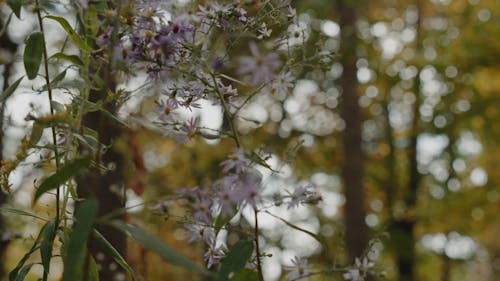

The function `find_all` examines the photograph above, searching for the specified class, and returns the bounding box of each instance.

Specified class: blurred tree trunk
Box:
[75,3,127,280]
[0,16,18,278]
[394,1,424,280]
[337,0,369,263]
[76,74,128,281]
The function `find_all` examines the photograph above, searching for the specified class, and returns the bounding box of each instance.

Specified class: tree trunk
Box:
[76,68,128,281]
[75,5,127,280]
[0,16,19,278]
[338,0,369,263]
[396,1,424,280]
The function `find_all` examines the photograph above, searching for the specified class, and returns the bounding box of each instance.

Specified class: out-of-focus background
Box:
[1,0,499,280]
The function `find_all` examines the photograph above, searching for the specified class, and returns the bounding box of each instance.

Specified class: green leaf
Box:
[34,157,92,204]
[248,152,277,172]
[93,230,137,281]
[231,268,259,281]
[29,122,44,146]
[40,70,67,92]
[62,198,98,281]
[214,207,237,236]
[72,96,102,114]
[45,16,91,52]
[24,32,43,80]
[13,264,35,281]
[264,211,327,248]
[58,227,71,261]
[50,52,84,66]
[101,108,128,127]
[110,220,212,277]
[217,240,254,281]
[0,76,23,103]
[87,255,99,281]
[41,219,57,279]
[7,0,22,18]
[0,207,45,221]
[9,221,48,281]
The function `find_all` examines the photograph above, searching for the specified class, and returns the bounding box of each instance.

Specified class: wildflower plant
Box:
[0,0,378,280]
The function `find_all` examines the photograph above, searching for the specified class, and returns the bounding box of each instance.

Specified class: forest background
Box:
[0,0,499,281]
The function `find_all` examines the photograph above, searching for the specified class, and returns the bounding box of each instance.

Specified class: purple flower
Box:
[204,243,225,269]
[234,6,248,22]
[237,42,281,85]
[216,181,236,217]
[96,27,113,47]
[184,223,214,244]
[193,196,213,224]
[231,173,262,209]
[220,149,250,173]
[161,17,194,42]
[285,256,312,280]
[257,23,272,39]
[271,71,295,94]
[176,117,200,144]
[287,186,308,209]
[156,98,178,121]
[287,6,299,26]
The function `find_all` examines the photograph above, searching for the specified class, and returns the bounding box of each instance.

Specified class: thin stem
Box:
[254,208,264,281]
[211,72,266,279]
[211,73,241,148]
[35,0,61,227]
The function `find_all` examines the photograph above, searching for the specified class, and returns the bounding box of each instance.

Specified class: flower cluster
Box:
[152,149,322,270]
[197,1,251,31]
[95,4,194,77]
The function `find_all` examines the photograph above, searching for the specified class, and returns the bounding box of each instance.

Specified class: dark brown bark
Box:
[75,11,127,279]
[396,1,423,280]
[0,16,19,278]
[338,0,369,263]
[76,70,128,280]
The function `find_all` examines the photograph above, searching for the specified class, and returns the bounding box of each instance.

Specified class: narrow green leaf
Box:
[58,227,71,261]
[87,255,99,281]
[0,76,23,103]
[13,264,35,281]
[217,240,254,281]
[93,230,136,281]
[40,219,57,278]
[34,157,92,204]
[62,198,98,281]
[0,207,45,221]
[110,220,212,277]
[45,16,91,52]
[29,123,44,146]
[74,133,99,153]
[24,32,43,80]
[9,221,49,281]
[72,96,102,114]
[7,0,21,18]
[50,53,84,66]
[265,211,327,248]
[214,207,237,236]
[101,108,128,127]
[40,70,67,92]
[248,152,277,172]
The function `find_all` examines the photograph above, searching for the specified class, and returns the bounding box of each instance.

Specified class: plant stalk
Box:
[35,0,61,228]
